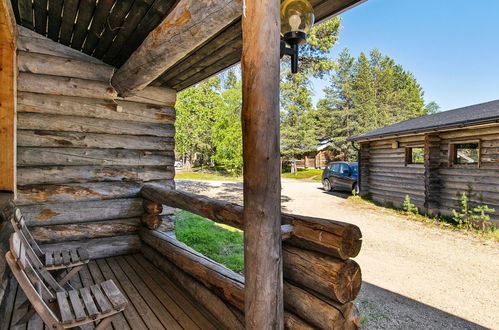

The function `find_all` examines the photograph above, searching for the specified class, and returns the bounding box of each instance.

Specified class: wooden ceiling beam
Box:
[111,0,242,96]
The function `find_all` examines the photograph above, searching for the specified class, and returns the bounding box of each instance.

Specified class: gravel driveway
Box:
[175,179,499,329]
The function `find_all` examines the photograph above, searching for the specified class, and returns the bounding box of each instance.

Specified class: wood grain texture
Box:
[16,181,174,205]
[0,0,16,192]
[17,113,175,137]
[40,235,141,259]
[17,130,175,151]
[18,72,177,106]
[17,92,176,124]
[111,0,242,95]
[112,0,177,67]
[17,165,175,185]
[20,198,144,226]
[17,147,175,166]
[18,51,114,81]
[18,26,102,64]
[241,0,283,326]
[140,245,245,330]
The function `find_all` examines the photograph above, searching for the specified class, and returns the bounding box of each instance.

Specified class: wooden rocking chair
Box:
[6,232,127,329]
[9,206,90,286]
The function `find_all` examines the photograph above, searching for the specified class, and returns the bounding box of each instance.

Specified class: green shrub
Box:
[452,185,495,230]
[402,195,418,215]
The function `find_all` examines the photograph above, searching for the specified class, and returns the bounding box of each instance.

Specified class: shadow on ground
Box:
[316,187,351,199]
[356,282,487,330]
[175,180,292,211]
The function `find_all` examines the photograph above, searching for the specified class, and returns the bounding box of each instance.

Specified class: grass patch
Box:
[348,195,499,242]
[174,210,244,272]
[175,170,242,182]
[282,168,323,182]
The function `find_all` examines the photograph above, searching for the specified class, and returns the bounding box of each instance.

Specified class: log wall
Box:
[14,26,177,254]
[364,136,426,210]
[437,125,499,225]
[359,123,499,226]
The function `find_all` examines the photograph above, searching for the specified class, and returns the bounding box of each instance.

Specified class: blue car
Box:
[322,162,359,194]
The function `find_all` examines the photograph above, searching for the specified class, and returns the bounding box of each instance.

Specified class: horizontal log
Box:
[13,182,171,207]
[282,244,361,304]
[18,51,114,81]
[284,312,314,330]
[140,184,362,259]
[141,245,244,330]
[17,92,176,124]
[283,282,360,330]
[141,232,359,329]
[40,235,141,259]
[18,113,175,137]
[18,130,174,150]
[18,72,176,106]
[30,218,141,243]
[17,147,175,166]
[140,229,245,310]
[20,198,143,226]
[17,26,104,64]
[16,182,147,204]
[282,213,362,260]
[17,165,175,185]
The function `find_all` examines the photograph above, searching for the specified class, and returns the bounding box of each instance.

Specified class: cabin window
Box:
[405,147,424,165]
[451,143,480,165]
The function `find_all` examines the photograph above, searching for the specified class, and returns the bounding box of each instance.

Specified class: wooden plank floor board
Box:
[3,254,220,329]
[132,254,221,330]
[112,256,182,330]
[86,261,129,330]
[123,255,201,329]
[94,258,149,330]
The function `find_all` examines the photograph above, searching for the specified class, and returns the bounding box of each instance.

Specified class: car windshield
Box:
[350,164,358,176]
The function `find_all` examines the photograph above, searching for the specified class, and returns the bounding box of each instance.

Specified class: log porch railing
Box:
[140,183,363,329]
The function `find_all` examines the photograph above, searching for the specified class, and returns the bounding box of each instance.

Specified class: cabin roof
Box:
[10,0,365,91]
[349,99,499,141]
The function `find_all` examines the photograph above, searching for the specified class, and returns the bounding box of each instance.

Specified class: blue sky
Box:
[310,0,499,111]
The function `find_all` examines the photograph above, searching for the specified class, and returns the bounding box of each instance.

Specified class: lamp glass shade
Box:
[280,0,315,36]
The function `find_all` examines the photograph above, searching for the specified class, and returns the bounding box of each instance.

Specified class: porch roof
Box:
[10,0,365,91]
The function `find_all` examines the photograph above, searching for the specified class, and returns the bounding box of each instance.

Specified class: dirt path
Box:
[175,179,499,329]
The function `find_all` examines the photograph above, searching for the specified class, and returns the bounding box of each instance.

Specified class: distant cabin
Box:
[349,100,499,227]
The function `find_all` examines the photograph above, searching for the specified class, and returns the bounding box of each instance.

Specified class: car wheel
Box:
[353,183,360,195]
[323,179,332,192]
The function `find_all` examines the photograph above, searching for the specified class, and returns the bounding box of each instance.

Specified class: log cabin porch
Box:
[0,0,366,328]
[2,254,222,330]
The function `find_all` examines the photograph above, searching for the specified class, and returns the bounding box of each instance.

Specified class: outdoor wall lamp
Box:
[280,0,315,73]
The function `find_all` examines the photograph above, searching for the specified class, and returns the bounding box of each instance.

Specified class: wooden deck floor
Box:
[2,254,221,330]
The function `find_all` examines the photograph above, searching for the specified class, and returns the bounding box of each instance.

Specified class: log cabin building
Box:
[0,0,366,328]
[350,100,499,227]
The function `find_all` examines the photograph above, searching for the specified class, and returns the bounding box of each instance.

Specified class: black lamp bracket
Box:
[280,31,307,74]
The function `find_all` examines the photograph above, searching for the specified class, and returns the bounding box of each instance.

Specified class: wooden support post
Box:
[0,0,16,193]
[424,134,441,215]
[241,0,283,328]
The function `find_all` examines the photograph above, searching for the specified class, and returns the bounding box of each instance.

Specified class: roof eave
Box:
[348,117,499,142]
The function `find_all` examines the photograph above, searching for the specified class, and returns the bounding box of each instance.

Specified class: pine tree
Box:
[280,18,341,159]
[317,48,436,160]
